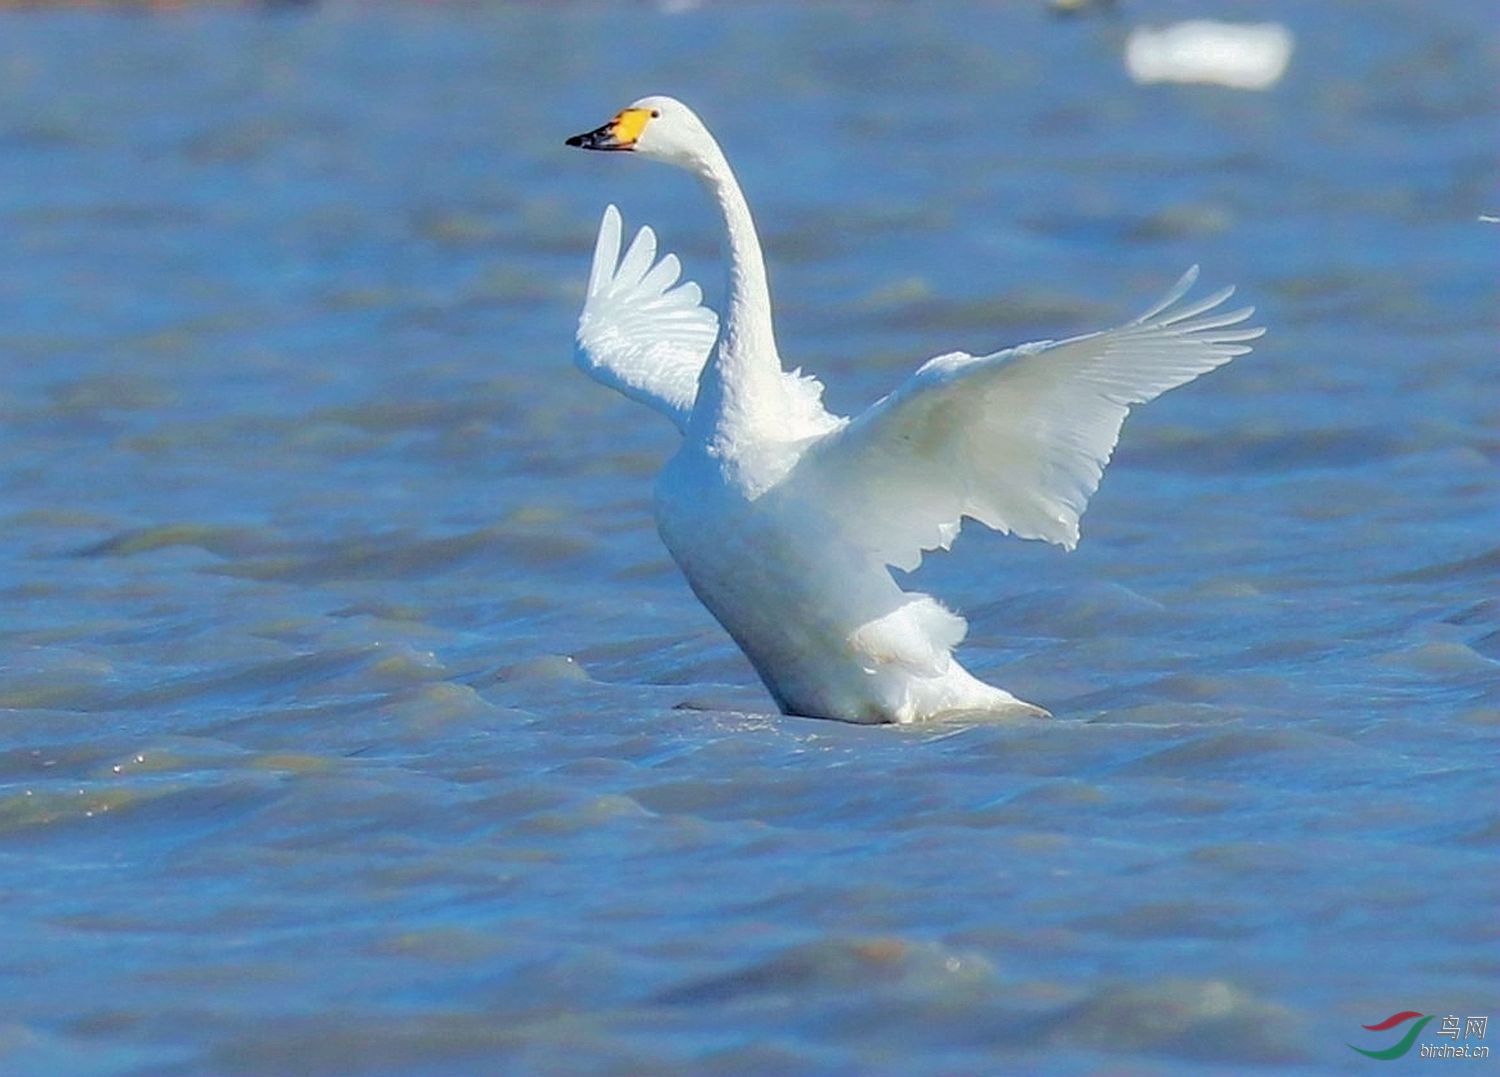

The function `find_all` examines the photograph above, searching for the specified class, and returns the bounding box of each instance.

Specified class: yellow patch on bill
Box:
[611,107,653,146]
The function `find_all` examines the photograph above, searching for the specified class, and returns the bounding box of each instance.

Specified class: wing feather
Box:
[574,205,720,431]
[799,268,1264,570]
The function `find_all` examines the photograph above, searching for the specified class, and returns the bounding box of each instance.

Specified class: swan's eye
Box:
[650,109,661,119]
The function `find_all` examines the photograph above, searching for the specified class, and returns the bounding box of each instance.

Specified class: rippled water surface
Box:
[1,3,1496,1075]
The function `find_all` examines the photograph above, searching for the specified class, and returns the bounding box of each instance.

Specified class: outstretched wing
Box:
[800,267,1264,571]
[574,204,720,431]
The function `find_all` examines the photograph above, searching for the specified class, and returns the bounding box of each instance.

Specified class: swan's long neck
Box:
[688,141,783,441]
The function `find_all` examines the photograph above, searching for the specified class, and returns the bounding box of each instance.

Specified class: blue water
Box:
[1,3,1496,1075]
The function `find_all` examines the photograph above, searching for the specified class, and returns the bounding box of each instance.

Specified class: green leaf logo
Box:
[1348,1011,1433,1060]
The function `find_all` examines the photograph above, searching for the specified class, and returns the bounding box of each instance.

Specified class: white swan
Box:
[566,95,1263,724]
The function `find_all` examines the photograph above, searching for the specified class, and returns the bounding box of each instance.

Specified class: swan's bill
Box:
[566,107,656,152]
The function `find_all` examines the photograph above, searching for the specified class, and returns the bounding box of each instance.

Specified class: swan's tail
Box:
[847,595,966,676]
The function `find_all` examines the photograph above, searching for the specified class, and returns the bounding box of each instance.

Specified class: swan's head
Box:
[566,96,715,168]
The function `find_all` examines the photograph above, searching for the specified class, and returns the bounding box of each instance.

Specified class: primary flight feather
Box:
[567,95,1263,724]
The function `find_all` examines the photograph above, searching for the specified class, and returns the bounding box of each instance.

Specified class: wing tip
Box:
[1132,265,1201,325]
[1137,268,1270,340]
[587,204,625,297]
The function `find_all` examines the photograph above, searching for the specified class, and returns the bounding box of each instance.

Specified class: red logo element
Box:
[1363,1011,1425,1031]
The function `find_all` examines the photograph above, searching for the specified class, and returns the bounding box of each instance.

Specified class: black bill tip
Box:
[565,123,629,151]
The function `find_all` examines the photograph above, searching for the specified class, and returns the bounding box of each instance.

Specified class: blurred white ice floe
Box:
[1047,0,1119,14]
[1125,20,1295,90]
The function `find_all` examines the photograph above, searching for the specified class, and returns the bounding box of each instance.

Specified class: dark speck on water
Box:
[0,3,1495,1075]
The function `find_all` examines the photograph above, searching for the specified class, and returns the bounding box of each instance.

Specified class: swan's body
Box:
[567,96,1263,724]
